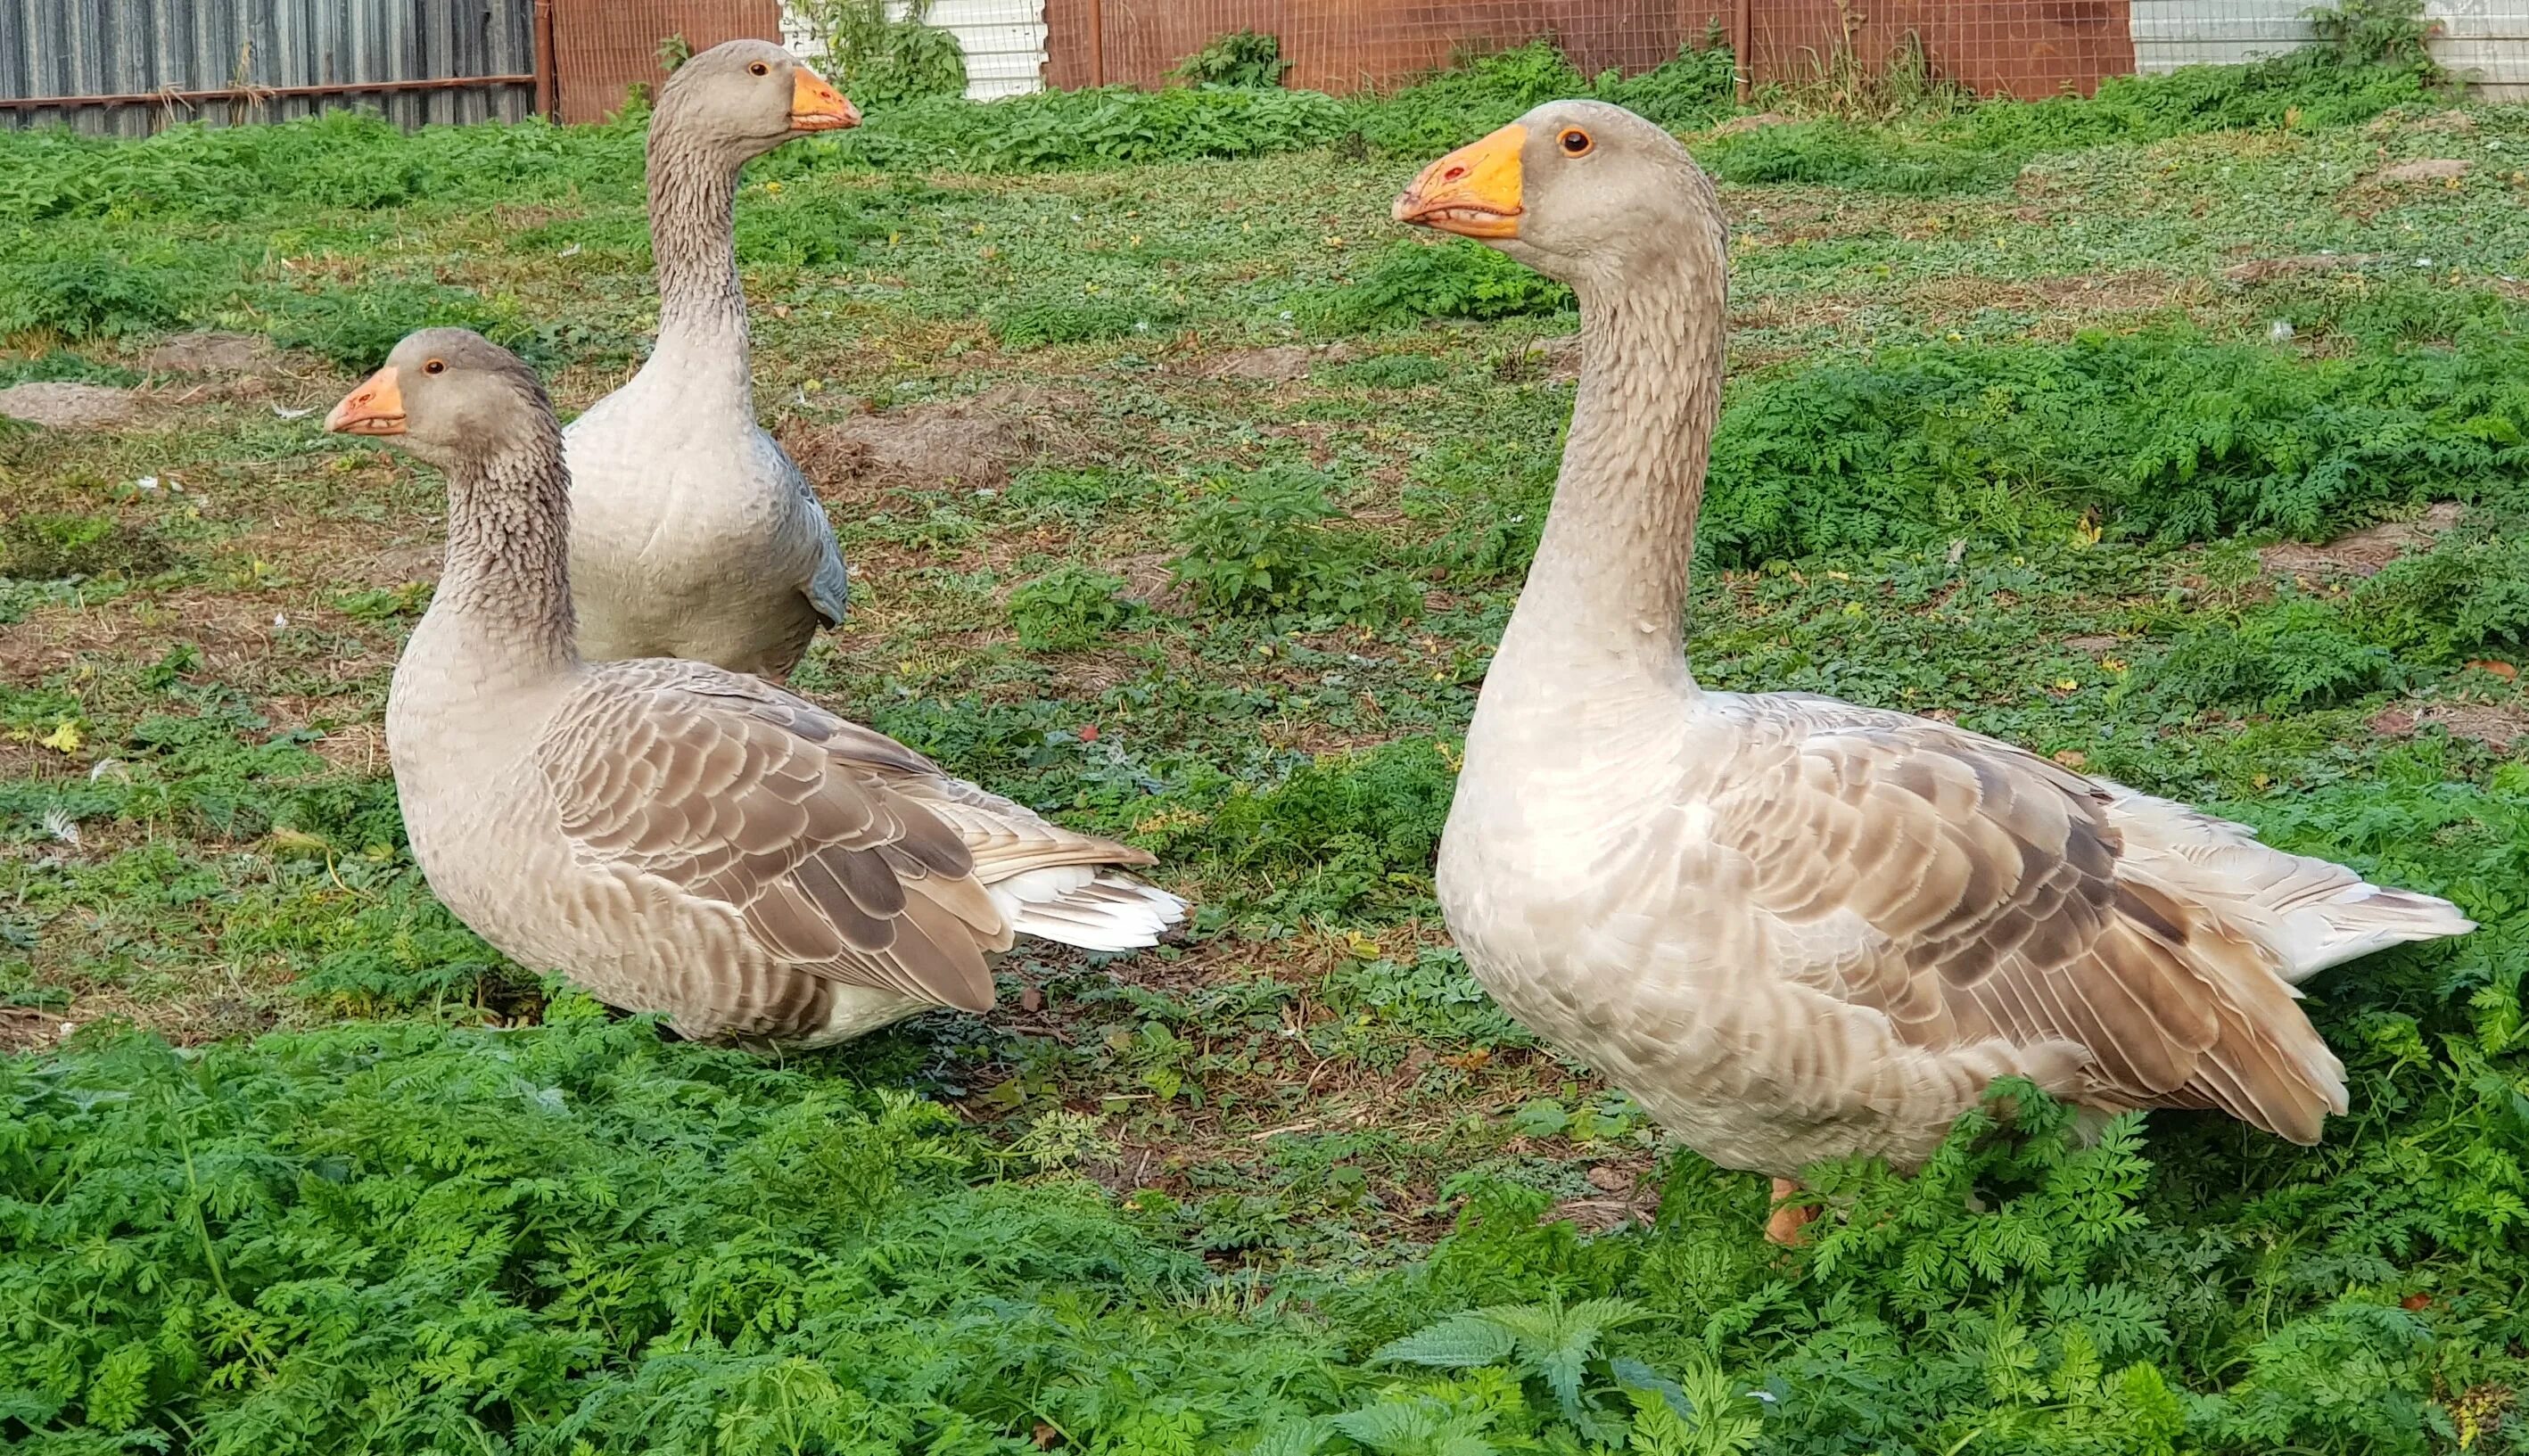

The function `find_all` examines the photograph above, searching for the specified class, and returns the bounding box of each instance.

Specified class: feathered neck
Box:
[640,107,753,412]
[1488,233,1727,700]
[431,414,578,676]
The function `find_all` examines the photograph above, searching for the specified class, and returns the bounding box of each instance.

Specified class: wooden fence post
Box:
[1736,0,1754,103]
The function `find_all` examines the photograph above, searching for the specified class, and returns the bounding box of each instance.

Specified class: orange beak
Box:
[1393,124,1527,239]
[790,65,861,131]
[325,366,406,436]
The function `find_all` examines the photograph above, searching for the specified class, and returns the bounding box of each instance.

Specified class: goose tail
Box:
[2096,781,2474,983]
[988,865,1189,953]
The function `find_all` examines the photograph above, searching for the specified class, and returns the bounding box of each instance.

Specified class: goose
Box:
[328,329,1185,1045]
[1395,103,2474,1244]
[564,38,859,680]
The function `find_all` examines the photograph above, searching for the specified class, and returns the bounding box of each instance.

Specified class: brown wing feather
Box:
[539,662,1012,1013]
[1722,702,2343,1141]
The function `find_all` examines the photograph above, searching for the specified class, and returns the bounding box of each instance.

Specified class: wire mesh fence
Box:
[1039,0,1718,93]
[548,0,783,123]
[12,0,2462,138]
[1035,0,2142,99]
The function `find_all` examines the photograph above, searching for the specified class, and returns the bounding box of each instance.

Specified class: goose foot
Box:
[1765,1177,1817,1246]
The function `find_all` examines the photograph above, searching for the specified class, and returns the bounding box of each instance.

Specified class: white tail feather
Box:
[2096,781,2474,981]
[985,865,1187,953]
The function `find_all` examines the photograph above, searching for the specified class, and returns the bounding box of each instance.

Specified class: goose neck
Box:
[645,116,753,405]
[432,420,579,677]
[1494,249,1726,695]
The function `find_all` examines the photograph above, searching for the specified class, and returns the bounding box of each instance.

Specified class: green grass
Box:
[3,33,2526,1456]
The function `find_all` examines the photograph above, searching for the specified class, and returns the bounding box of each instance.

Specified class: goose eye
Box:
[424,359,447,375]
[748,61,770,77]
[1559,128,1594,157]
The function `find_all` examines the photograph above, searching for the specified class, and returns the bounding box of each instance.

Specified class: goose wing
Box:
[768,433,850,626]
[536,660,1005,1011]
[1703,694,2370,1141]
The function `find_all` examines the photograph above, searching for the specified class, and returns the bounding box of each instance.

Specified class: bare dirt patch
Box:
[783,383,1090,495]
[2221,251,2386,283]
[2374,158,2473,185]
[2259,501,2462,579]
[1112,549,1185,612]
[0,1006,76,1055]
[0,382,150,431]
[140,332,286,376]
[1517,334,1583,383]
[1198,342,1355,383]
[2371,700,2529,749]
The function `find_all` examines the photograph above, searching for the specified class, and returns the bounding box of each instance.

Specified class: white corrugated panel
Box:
[2434,0,2529,94]
[780,1,1045,100]
[2130,0,2312,70]
[2134,0,2529,96]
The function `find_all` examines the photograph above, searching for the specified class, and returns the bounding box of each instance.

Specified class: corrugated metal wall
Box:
[780,1,1050,100]
[2132,0,2529,96]
[0,0,538,136]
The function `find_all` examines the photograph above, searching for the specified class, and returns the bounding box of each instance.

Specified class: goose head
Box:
[1392,100,1721,292]
[326,328,550,470]
[658,39,861,163]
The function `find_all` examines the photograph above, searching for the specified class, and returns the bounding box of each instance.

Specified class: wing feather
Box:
[1709,695,2359,1141]
[538,661,1011,1014]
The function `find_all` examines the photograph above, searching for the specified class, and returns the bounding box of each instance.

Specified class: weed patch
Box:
[991,293,1179,348]
[1171,466,1426,625]
[1701,325,2529,565]
[1007,564,1139,649]
[1305,240,1575,332]
[0,513,177,581]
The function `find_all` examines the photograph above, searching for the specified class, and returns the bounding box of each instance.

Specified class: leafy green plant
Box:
[1374,1296,1652,1431]
[2351,515,2529,662]
[1347,40,1586,156]
[1326,947,1528,1045]
[731,180,894,268]
[1142,736,1457,923]
[2306,0,2440,72]
[1698,324,2529,568]
[794,0,968,105]
[1174,29,1290,89]
[1170,466,1424,624]
[990,292,1179,349]
[264,280,528,370]
[0,248,192,339]
[1306,240,1573,333]
[1007,564,1138,649]
[2149,596,2400,711]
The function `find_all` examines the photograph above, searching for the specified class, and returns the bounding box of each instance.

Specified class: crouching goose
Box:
[330,329,1184,1045]
[565,39,859,680]
[1396,103,2474,1243]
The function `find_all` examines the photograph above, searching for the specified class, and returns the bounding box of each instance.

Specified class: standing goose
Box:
[565,38,859,680]
[1396,103,2473,1243]
[331,329,1184,1045]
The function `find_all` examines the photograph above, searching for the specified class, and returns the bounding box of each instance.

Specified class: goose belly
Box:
[386,712,907,1045]
[1437,800,1952,1174]
[564,431,820,671]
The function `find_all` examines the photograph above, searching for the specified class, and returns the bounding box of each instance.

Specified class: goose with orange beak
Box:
[330,328,1184,1048]
[560,39,862,683]
[1400,103,2471,1246]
